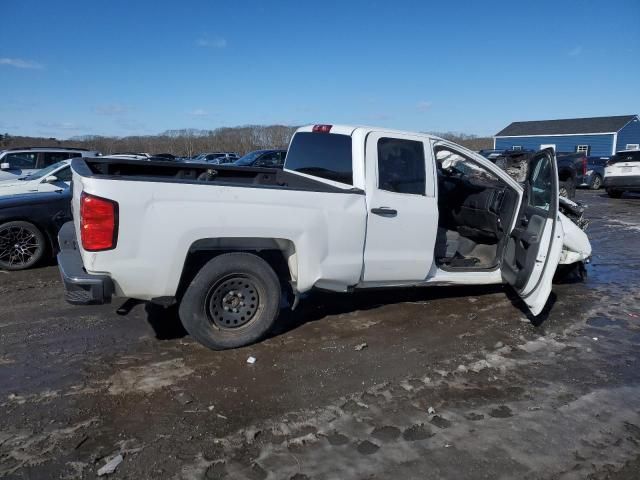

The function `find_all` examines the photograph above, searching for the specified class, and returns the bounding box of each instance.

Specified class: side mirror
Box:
[0,162,10,170]
[44,175,59,183]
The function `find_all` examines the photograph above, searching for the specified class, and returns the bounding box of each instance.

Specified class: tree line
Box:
[0,126,492,156]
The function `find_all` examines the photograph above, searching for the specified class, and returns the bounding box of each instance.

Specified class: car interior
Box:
[434,146,520,271]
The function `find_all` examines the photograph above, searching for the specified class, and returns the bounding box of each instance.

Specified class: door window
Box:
[4,152,38,169]
[528,155,553,211]
[256,152,279,167]
[43,152,71,166]
[377,138,425,195]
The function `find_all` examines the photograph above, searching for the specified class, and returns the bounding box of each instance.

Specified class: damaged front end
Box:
[558,197,592,265]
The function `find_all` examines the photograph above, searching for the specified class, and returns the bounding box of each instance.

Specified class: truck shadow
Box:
[271,284,510,338]
[117,299,188,340]
[132,283,556,343]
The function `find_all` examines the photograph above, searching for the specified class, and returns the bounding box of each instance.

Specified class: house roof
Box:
[495,115,638,137]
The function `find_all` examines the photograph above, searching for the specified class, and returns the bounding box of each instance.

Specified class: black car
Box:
[0,190,71,270]
[233,149,287,168]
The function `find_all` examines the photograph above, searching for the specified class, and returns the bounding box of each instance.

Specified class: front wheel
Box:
[606,188,623,198]
[589,174,602,190]
[179,253,281,350]
[0,221,46,271]
[559,179,576,199]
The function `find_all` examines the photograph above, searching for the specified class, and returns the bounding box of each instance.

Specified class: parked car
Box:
[192,152,239,164]
[603,150,640,197]
[233,149,287,168]
[0,147,100,182]
[0,160,73,197]
[478,149,509,161]
[104,153,180,162]
[58,124,591,351]
[492,149,580,199]
[579,156,607,190]
[0,189,71,270]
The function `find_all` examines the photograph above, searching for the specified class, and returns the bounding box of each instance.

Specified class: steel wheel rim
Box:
[206,274,261,329]
[0,226,41,268]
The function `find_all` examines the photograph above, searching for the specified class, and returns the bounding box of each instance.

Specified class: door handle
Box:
[371,207,397,217]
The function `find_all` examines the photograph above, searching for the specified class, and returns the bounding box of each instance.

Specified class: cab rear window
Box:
[285,132,353,185]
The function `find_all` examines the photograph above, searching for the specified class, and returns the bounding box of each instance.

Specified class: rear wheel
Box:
[0,221,46,271]
[589,174,602,190]
[606,188,623,198]
[179,252,281,350]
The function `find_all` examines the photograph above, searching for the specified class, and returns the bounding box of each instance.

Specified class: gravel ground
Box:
[1,190,640,479]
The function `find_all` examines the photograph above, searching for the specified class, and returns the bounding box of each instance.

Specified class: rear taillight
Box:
[582,157,588,176]
[80,192,118,251]
[312,124,332,133]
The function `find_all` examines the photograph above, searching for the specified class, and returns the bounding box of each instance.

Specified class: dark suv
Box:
[0,147,100,181]
[233,149,287,168]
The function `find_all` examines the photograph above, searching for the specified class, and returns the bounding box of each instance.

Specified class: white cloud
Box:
[94,104,129,116]
[188,108,209,117]
[568,46,583,56]
[416,101,432,112]
[196,36,227,48]
[36,121,84,131]
[0,57,44,69]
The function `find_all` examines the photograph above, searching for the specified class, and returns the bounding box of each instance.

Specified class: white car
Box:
[0,160,72,196]
[0,147,99,181]
[57,124,592,351]
[603,149,640,198]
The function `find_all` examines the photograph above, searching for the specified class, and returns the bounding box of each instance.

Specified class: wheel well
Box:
[175,238,296,301]
[0,217,55,254]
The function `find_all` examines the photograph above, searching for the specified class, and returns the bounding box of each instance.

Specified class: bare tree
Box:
[3,126,490,155]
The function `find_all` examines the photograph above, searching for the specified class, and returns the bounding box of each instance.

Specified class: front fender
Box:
[559,212,591,264]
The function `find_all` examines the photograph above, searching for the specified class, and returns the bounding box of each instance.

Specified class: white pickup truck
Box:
[58,124,591,350]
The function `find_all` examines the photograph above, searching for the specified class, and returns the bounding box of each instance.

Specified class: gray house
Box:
[494,115,640,157]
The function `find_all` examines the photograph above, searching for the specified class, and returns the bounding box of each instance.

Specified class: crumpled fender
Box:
[559,211,592,264]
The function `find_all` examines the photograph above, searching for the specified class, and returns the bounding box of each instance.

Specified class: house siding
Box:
[616,117,640,151]
[495,134,614,157]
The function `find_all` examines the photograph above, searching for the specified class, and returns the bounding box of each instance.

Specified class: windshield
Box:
[21,161,66,180]
[234,151,263,166]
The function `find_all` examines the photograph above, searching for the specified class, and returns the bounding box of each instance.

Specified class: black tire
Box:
[179,252,281,350]
[589,174,602,190]
[0,221,47,271]
[559,179,576,199]
[606,188,623,198]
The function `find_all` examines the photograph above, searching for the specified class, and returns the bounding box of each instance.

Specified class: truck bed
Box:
[76,157,361,194]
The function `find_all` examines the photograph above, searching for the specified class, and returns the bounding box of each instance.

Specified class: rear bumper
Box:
[57,222,113,305]
[603,175,640,190]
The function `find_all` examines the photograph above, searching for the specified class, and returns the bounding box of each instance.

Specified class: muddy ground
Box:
[1,190,640,479]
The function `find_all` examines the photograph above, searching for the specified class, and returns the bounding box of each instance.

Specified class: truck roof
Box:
[295,124,446,142]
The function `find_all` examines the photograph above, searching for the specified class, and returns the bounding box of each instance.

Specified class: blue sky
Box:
[1,0,638,139]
